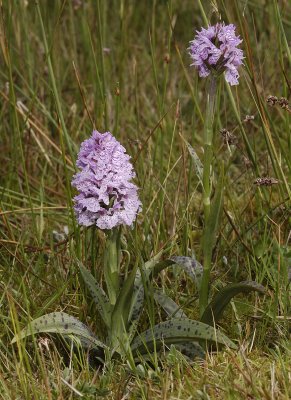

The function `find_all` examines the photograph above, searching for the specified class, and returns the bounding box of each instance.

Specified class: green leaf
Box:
[147,259,175,278]
[170,256,203,288]
[154,290,186,319]
[174,342,205,359]
[182,137,203,184]
[143,250,164,270]
[201,281,266,326]
[128,255,202,324]
[203,165,224,256]
[144,256,203,287]
[103,228,121,305]
[128,260,172,327]
[153,291,205,360]
[128,279,144,324]
[131,318,236,355]
[128,259,173,324]
[77,260,112,328]
[110,262,139,349]
[11,312,107,350]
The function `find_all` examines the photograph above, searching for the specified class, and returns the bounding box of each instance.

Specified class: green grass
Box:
[0,0,290,398]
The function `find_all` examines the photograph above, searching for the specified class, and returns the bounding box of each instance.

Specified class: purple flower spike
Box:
[72,131,142,230]
[188,22,244,85]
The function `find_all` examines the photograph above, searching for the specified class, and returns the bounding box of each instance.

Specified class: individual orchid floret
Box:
[188,22,244,85]
[72,131,142,230]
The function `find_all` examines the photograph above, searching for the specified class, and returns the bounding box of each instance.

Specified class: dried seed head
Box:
[220,128,237,145]
[164,53,170,64]
[254,177,279,186]
[243,115,255,123]
[278,97,289,109]
[73,0,82,10]
[266,95,278,106]
[242,156,251,168]
[267,95,290,112]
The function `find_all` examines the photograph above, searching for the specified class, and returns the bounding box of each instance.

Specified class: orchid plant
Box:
[188,22,246,315]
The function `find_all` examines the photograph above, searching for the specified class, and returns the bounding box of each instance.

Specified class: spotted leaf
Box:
[174,342,205,359]
[131,318,236,355]
[154,290,186,319]
[77,259,112,328]
[170,256,203,288]
[11,312,106,350]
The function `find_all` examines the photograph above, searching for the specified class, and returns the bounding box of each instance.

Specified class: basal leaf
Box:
[143,250,164,270]
[154,290,186,319]
[174,342,205,359]
[143,256,203,287]
[128,280,144,324]
[180,136,203,183]
[202,165,224,258]
[170,256,203,288]
[110,262,139,348]
[128,260,173,321]
[148,259,175,279]
[77,260,112,328]
[131,318,236,355]
[128,256,202,324]
[128,258,171,324]
[11,312,106,350]
[201,281,266,326]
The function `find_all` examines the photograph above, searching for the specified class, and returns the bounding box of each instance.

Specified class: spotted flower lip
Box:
[188,22,244,85]
[72,130,142,230]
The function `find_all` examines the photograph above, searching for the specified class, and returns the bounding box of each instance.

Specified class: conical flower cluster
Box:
[72,131,141,230]
[188,23,244,85]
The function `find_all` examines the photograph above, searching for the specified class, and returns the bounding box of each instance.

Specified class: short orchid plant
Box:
[12,22,265,366]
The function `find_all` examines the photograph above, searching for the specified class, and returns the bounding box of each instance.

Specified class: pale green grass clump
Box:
[0,0,290,399]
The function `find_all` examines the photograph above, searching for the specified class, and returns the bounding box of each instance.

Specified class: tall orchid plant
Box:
[188,23,245,314]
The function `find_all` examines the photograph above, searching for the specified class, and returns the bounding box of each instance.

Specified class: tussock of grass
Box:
[0,0,290,398]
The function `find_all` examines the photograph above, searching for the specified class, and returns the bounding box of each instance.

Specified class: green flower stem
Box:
[202,76,217,221]
[200,75,217,316]
[200,247,212,316]
[104,228,121,305]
